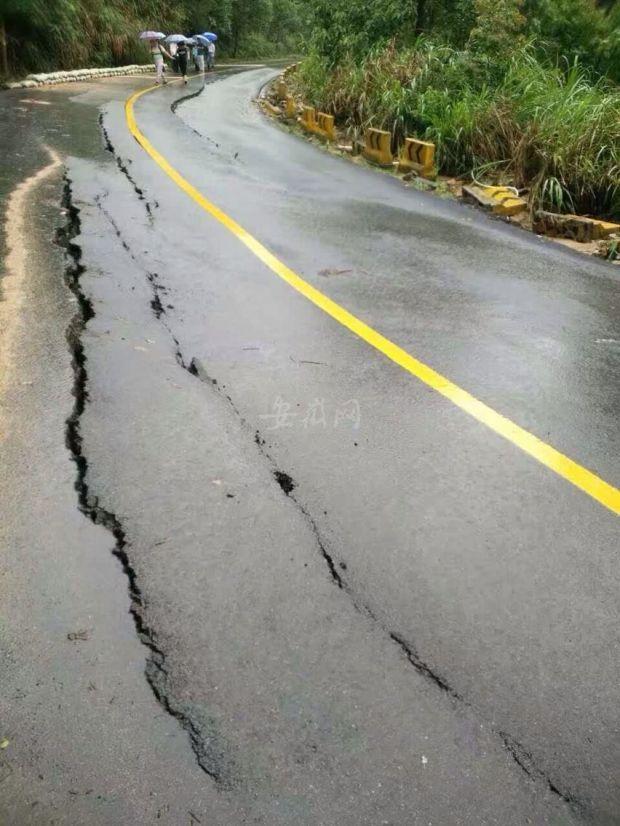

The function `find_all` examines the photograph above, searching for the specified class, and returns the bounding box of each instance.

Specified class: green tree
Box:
[307,0,412,63]
[268,0,306,52]
[1,0,40,74]
[184,0,233,39]
[468,0,526,55]
[525,0,620,80]
[428,0,477,46]
[229,0,272,55]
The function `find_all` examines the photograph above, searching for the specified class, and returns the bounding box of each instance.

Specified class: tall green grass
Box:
[2,0,306,76]
[5,0,185,73]
[296,43,620,219]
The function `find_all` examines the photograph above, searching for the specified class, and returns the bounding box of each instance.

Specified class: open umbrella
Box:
[202,32,218,42]
[185,38,197,46]
[139,31,165,40]
[165,34,187,43]
[194,34,211,47]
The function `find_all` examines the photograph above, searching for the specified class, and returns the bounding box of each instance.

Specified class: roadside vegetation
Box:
[3,0,618,223]
[0,0,306,77]
[296,0,620,220]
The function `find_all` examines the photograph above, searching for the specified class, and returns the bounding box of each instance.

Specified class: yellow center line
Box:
[125,83,620,516]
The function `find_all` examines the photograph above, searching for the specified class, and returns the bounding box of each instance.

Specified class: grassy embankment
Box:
[294,42,620,224]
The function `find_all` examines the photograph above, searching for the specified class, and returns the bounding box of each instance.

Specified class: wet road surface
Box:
[0,68,618,824]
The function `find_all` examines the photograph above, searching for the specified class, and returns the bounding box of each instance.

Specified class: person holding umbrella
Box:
[192,39,205,74]
[165,34,191,83]
[182,38,200,73]
[176,37,190,84]
[203,33,217,71]
[207,39,216,71]
[194,34,215,73]
[169,41,179,74]
[140,32,170,85]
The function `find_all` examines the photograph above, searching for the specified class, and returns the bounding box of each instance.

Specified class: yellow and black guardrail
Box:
[363,129,393,167]
[299,106,335,142]
[261,77,619,255]
[398,137,436,179]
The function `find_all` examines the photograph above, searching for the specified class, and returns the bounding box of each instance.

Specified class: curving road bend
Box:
[1,67,618,824]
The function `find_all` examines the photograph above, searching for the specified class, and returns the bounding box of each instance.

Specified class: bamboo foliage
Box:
[0,0,306,75]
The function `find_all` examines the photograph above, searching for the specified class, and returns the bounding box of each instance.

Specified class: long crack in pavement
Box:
[57,176,237,787]
[63,106,585,814]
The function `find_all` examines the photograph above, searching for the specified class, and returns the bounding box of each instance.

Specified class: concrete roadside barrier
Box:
[398,137,436,179]
[297,105,335,141]
[301,106,317,132]
[363,128,393,167]
[284,94,296,119]
[533,211,620,242]
[276,78,288,100]
[462,184,527,217]
[314,112,335,141]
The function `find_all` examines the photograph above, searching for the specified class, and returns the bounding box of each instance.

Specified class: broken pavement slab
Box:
[463,184,527,217]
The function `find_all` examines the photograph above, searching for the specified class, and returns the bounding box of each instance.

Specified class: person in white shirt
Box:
[207,41,216,70]
[194,44,205,73]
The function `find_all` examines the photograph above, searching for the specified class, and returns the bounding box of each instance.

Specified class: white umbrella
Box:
[165,34,188,44]
[139,31,165,40]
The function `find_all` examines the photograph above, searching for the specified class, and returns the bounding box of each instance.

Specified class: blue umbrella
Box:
[202,32,218,42]
[194,35,211,47]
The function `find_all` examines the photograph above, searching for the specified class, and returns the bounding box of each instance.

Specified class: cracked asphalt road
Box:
[1,67,619,824]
